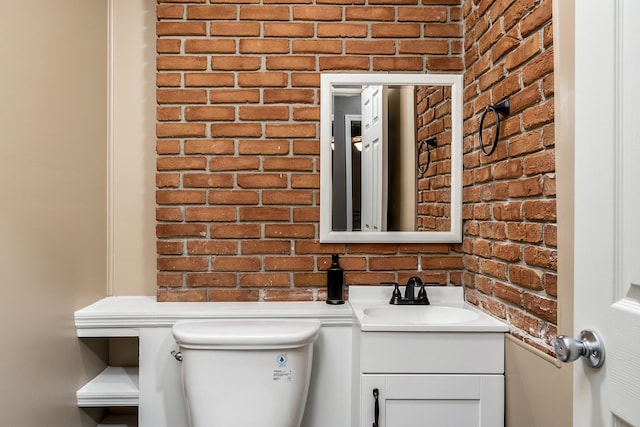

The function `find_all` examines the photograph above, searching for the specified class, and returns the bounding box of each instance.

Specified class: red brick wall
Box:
[462,0,555,354]
[155,0,465,303]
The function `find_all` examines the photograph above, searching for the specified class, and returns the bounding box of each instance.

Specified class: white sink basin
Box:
[363,305,479,324]
[349,286,509,332]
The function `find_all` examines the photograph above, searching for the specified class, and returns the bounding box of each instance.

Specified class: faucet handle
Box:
[417,283,430,305]
[382,282,402,304]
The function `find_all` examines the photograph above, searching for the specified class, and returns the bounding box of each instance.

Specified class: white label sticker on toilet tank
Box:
[273,369,292,382]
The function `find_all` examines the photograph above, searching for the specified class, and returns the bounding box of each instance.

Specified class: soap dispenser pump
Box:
[326,254,345,305]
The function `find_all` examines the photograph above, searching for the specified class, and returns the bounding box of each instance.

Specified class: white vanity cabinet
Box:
[353,329,505,427]
[349,286,508,427]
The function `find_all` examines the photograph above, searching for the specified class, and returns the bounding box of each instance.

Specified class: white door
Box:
[361,85,387,232]
[573,1,640,425]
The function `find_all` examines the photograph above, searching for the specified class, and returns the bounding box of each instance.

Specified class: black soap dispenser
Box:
[326,254,345,305]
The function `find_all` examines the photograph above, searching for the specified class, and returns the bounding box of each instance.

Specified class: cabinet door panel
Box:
[360,375,503,427]
[387,399,479,427]
[386,375,481,398]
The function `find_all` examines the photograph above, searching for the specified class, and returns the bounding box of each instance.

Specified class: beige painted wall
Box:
[0,1,109,425]
[505,337,572,427]
[504,1,575,426]
[109,0,157,296]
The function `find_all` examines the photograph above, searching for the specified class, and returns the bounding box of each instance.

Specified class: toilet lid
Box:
[172,318,321,350]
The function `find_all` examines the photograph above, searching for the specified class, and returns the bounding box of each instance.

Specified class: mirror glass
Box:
[319,73,463,243]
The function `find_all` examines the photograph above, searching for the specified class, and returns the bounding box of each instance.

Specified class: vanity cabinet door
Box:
[360,374,504,427]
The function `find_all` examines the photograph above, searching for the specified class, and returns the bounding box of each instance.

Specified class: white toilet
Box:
[172,318,321,427]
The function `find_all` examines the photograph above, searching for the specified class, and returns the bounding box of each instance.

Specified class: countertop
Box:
[75,296,353,336]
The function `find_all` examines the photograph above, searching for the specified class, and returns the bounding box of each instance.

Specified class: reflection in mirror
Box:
[320,74,462,243]
[416,85,452,233]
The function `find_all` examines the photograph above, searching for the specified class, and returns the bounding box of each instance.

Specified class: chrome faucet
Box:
[386,277,430,305]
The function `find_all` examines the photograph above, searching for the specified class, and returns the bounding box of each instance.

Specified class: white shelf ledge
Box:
[77,366,139,407]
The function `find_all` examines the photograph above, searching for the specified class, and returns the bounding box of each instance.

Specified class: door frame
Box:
[344,113,362,232]
[554,0,575,370]
[554,0,575,423]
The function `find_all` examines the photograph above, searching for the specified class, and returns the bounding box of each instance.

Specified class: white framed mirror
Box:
[319,73,463,243]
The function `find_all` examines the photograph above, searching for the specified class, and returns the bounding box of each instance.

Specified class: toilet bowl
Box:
[172,318,321,427]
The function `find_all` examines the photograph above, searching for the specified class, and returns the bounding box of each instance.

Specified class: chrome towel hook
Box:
[479,99,510,156]
[417,137,437,175]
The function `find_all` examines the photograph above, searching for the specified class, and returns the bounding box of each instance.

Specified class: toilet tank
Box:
[172,319,321,427]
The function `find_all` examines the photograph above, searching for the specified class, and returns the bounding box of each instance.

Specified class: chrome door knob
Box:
[553,330,605,368]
